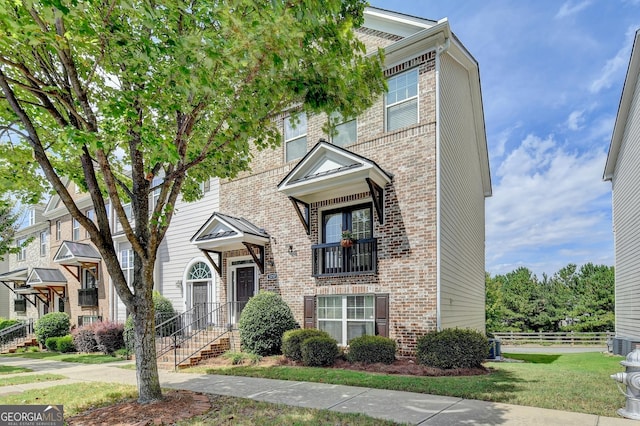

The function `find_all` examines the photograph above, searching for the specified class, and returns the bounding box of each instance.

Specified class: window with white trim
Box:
[72,218,80,241]
[28,208,36,226]
[330,113,357,147]
[386,68,418,131]
[85,209,94,238]
[284,113,307,162]
[120,249,134,286]
[55,220,61,241]
[39,231,47,257]
[16,237,26,261]
[317,295,375,346]
[82,266,98,289]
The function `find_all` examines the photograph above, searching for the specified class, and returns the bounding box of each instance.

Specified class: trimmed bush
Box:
[45,336,58,352]
[239,291,298,356]
[93,321,124,354]
[154,291,178,337]
[34,312,70,345]
[301,336,339,367]
[282,328,331,361]
[416,328,489,369]
[72,325,98,353]
[73,321,124,354]
[347,335,396,364]
[56,335,75,353]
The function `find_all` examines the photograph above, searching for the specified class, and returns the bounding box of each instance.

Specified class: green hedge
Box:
[239,291,298,356]
[282,328,330,361]
[347,335,396,364]
[34,312,70,345]
[301,336,339,367]
[45,335,75,353]
[416,328,488,369]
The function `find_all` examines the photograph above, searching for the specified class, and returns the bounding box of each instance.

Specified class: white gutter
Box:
[435,36,450,332]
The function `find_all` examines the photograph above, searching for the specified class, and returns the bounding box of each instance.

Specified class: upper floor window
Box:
[284,113,307,162]
[16,237,26,261]
[55,220,61,241]
[72,218,80,241]
[39,231,47,257]
[386,68,418,131]
[86,209,94,238]
[28,209,36,226]
[120,249,134,286]
[82,266,98,289]
[330,113,357,148]
[151,176,162,209]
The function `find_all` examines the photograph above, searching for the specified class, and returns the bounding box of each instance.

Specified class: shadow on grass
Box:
[503,353,561,364]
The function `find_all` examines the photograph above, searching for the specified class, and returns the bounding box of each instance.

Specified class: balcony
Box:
[78,288,98,307]
[14,299,26,313]
[312,238,377,277]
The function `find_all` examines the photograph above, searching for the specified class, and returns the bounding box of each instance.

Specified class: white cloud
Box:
[487,134,612,275]
[566,110,585,131]
[555,0,592,19]
[590,26,638,93]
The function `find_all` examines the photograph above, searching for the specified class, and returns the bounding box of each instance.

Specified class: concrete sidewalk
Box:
[0,356,635,425]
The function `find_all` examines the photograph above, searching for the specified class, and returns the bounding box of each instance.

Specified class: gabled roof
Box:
[277,140,393,203]
[191,213,269,251]
[0,268,28,282]
[53,240,101,266]
[604,29,640,181]
[27,268,67,287]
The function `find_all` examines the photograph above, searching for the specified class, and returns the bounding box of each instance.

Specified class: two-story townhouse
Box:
[191,7,491,356]
[0,205,61,321]
[111,177,220,323]
[43,180,111,327]
[604,29,640,356]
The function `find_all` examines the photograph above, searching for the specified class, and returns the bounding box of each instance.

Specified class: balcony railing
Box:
[78,288,98,307]
[312,238,377,277]
[13,299,26,313]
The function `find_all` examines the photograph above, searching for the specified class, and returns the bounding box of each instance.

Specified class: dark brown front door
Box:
[236,266,255,316]
[193,282,208,329]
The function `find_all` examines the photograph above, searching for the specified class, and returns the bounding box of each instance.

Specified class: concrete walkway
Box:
[0,356,636,425]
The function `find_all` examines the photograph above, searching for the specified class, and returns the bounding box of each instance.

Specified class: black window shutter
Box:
[303,296,316,329]
[375,293,389,337]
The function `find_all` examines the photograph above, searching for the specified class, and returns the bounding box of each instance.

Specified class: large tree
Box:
[0,0,385,402]
[0,198,26,261]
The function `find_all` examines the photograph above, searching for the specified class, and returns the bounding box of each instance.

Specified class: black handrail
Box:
[312,238,377,276]
[0,319,35,353]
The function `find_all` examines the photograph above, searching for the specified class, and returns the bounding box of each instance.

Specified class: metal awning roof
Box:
[0,268,28,283]
[53,240,101,266]
[27,268,67,287]
[191,213,269,251]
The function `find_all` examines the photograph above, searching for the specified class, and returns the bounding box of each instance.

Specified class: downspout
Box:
[434,36,450,332]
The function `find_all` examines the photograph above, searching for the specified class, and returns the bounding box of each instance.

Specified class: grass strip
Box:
[0,374,66,387]
[0,365,31,375]
[0,352,127,364]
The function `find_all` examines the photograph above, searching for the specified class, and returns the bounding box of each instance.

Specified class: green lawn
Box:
[1,352,127,364]
[187,352,626,417]
[0,365,31,374]
[0,373,66,387]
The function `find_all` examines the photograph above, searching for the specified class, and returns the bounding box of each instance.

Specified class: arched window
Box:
[188,262,211,280]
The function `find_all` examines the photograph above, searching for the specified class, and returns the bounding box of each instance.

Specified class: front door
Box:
[236,266,255,317]
[193,282,208,329]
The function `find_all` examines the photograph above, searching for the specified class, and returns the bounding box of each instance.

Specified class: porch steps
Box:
[1,336,38,354]
[156,332,231,370]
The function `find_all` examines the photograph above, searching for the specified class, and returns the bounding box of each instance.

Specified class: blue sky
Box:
[370,0,640,277]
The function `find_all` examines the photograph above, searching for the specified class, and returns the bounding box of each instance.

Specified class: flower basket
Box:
[341,230,356,248]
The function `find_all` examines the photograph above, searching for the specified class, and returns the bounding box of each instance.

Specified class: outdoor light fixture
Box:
[288,245,293,253]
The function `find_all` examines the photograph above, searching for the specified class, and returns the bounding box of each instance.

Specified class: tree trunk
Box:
[132,265,162,403]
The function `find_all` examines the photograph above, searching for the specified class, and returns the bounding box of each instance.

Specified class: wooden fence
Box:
[492,331,613,346]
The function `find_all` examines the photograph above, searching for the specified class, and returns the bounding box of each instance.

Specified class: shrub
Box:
[238,291,298,356]
[416,328,489,369]
[154,291,178,337]
[45,336,58,352]
[0,318,18,331]
[72,325,98,353]
[123,316,134,352]
[34,312,70,345]
[347,335,396,365]
[282,328,330,361]
[93,321,124,354]
[301,336,339,367]
[56,335,75,353]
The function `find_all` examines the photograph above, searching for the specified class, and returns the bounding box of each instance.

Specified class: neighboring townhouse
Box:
[111,177,220,323]
[43,181,111,327]
[0,205,57,321]
[604,29,640,356]
[0,256,9,318]
[192,7,491,356]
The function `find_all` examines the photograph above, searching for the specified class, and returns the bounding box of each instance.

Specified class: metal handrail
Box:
[0,319,35,353]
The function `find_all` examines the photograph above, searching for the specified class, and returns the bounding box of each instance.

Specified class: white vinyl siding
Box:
[611,71,640,340]
[386,68,418,131]
[438,54,486,332]
[284,114,307,162]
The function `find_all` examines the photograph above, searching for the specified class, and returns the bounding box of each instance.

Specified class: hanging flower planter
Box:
[341,230,356,248]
